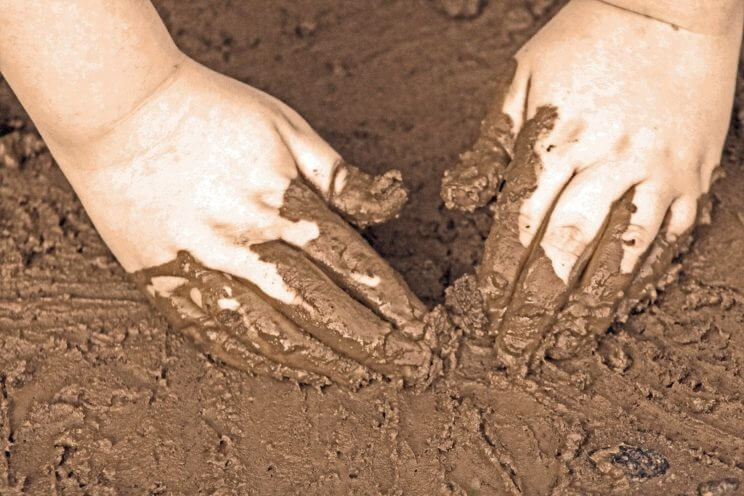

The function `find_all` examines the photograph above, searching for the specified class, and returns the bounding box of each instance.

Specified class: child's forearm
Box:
[598,0,744,34]
[0,0,184,148]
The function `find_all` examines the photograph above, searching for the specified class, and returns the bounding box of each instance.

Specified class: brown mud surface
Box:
[1,1,744,494]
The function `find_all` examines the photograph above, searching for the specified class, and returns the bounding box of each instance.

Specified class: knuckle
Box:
[668,199,698,236]
[542,224,588,257]
[622,224,654,250]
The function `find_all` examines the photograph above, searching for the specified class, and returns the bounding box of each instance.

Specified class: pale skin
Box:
[1,0,742,378]
[441,0,744,368]
[508,0,743,283]
[0,0,341,303]
[0,0,432,384]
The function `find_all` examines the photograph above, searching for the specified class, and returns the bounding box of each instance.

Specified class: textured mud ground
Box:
[1,0,744,494]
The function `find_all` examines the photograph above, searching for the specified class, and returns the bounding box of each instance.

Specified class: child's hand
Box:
[442,0,742,371]
[53,58,433,387]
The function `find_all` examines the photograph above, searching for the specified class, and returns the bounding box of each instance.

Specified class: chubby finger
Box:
[537,164,637,284]
[265,94,342,196]
[615,194,705,320]
[274,109,408,228]
[440,59,519,212]
[249,240,433,385]
[180,257,373,388]
[617,182,674,275]
[280,178,427,340]
[493,177,620,368]
[476,105,559,331]
[546,190,639,359]
[541,183,671,359]
[327,161,409,228]
[131,256,368,388]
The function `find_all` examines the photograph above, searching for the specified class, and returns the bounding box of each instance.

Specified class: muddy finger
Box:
[327,161,408,228]
[250,240,433,385]
[281,178,428,341]
[183,259,374,388]
[614,194,710,321]
[132,259,358,387]
[182,323,334,388]
[546,191,639,360]
[494,195,608,371]
[440,59,517,212]
[476,106,559,333]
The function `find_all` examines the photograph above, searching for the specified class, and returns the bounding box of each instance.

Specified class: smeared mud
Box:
[132,175,438,389]
[440,58,517,213]
[328,161,409,228]
[441,62,716,373]
[2,0,744,494]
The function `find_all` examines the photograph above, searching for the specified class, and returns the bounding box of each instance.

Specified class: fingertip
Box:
[666,195,698,239]
[328,162,409,227]
[540,229,583,284]
[274,114,342,196]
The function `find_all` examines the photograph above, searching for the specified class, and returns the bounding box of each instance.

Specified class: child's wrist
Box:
[595,0,744,35]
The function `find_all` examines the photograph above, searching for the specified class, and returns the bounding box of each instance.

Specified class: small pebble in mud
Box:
[590,444,670,481]
[609,445,669,480]
[433,0,485,19]
[698,478,740,496]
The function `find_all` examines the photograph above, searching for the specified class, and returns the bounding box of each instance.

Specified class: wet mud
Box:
[328,161,409,229]
[1,0,744,494]
[133,174,438,389]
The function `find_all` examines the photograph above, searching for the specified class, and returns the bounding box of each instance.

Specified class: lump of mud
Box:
[698,478,740,496]
[432,0,485,19]
[444,274,489,340]
[608,445,669,480]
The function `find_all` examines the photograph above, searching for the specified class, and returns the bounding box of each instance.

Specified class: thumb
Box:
[275,107,408,228]
[440,57,526,212]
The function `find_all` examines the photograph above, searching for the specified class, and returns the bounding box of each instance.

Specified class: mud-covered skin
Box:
[544,195,636,359]
[440,59,517,213]
[546,194,710,360]
[132,173,435,389]
[328,161,409,228]
[134,248,436,388]
[250,241,434,384]
[476,106,558,333]
[4,1,744,494]
[613,195,712,322]
[445,66,714,370]
[282,178,427,340]
[132,252,372,389]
